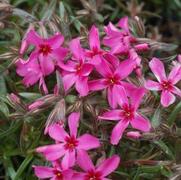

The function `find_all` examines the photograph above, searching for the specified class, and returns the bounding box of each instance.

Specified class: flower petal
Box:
[36,144,65,161]
[48,124,68,142]
[168,65,181,84]
[97,155,120,177]
[61,150,75,169]
[62,73,77,92]
[39,54,55,76]
[114,59,135,79]
[52,47,68,61]
[145,80,161,91]
[89,79,107,91]
[77,150,95,172]
[68,112,80,137]
[172,86,181,97]
[26,29,42,46]
[129,87,146,110]
[80,64,93,76]
[161,91,176,107]
[107,86,117,109]
[95,58,113,77]
[110,120,129,145]
[99,110,122,121]
[149,58,167,82]
[75,76,89,96]
[130,114,151,132]
[118,16,129,32]
[46,33,64,48]
[89,25,100,50]
[69,38,85,62]
[78,134,100,150]
[114,85,128,107]
[33,166,54,178]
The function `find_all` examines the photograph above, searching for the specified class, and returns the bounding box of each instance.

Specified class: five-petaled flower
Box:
[73,150,120,180]
[89,54,135,108]
[16,29,68,93]
[36,112,100,169]
[99,87,151,145]
[33,161,73,180]
[59,38,93,96]
[145,58,181,107]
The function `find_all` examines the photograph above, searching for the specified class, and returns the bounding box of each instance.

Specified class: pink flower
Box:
[36,112,100,169]
[59,38,93,96]
[89,54,135,108]
[73,150,120,180]
[16,30,67,93]
[85,25,105,65]
[33,161,73,180]
[99,87,151,145]
[16,55,48,93]
[25,29,68,76]
[145,58,181,107]
[103,16,149,73]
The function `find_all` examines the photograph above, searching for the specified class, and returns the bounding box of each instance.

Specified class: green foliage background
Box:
[0,0,181,179]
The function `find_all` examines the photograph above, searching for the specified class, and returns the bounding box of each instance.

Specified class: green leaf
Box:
[168,102,181,126]
[42,0,57,21]
[14,154,33,180]
[0,101,9,117]
[151,106,162,128]
[19,92,42,101]
[154,140,175,160]
[0,75,7,95]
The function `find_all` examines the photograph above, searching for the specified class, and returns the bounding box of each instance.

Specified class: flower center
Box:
[122,105,134,120]
[76,64,82,73]
[85,171,102,180]
[161,80,173,91]
[108,76,118,85]
[39,44,52,56]
[64,136,78,151]
[53,170,63,180]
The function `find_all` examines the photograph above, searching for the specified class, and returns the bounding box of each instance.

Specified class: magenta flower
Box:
[85,25,105,65]
[33,161,73,180]
[103,17,148,75]
[99,87,151,145]
[89,54,135,108]
[36,112,100,169]
[59,38,93,96]
[145,58,181,107]
[16,55,48,93]
[73,150,120,180]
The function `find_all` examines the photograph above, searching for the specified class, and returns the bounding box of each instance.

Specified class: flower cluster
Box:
[16,16,181,179]
[34,112,120,180]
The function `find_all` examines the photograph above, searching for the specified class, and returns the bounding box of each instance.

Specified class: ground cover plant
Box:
[0,0,181,179]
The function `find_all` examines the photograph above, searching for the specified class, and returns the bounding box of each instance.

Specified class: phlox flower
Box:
[33,161,73,180]
[99,87,151,145]
[25,29,68,76]
[16,29,68,93]
[145,58,181,107]
[85,25,105,65]
[16,55,48,93]
[36,112,100,169]
[103,16,149,73]
[73,150,120,180]
[59,38,93,96]
[89,54,135,108]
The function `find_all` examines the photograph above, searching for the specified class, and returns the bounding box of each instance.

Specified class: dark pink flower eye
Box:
[53,170,63,179]
[85,170,102,180]
[64,136,78,151]
[161,80,173,91]
[122,104,134,120]
[39,44,52,56]
[108,76,119,85]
